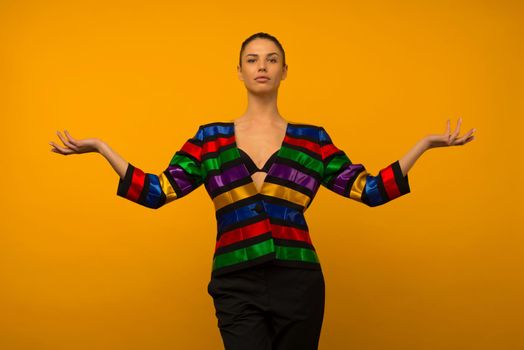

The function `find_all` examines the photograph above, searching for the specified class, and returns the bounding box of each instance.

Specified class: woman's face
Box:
[237,38,288,95]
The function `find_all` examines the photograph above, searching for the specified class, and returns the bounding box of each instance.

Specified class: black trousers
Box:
[207,262,325,350]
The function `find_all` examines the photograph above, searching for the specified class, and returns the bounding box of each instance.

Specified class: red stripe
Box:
[215,220,271,249]
[321,144,339,159]
[284,135,320,153]
[380,165,400,199]
[181,142,202,161]
[202,135,235,154]
[271,224,312,244]
[128,167,146,202]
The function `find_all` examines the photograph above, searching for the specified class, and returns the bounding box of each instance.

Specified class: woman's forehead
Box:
[244,39,279,54]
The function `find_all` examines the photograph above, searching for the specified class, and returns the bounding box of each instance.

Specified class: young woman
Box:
[50,32,476,350]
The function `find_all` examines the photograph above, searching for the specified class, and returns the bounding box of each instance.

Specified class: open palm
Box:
[49,130,101,155]
[426,117,476,149]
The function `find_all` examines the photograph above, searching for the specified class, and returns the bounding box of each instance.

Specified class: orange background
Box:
[1,1,523,349]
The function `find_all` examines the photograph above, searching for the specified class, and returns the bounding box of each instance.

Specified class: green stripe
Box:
[323,154,351,185]
[213,240,275,270]
[201,148,239,178]
[275,245,319,263]
[279,146,323,174]
[169,154,202,178]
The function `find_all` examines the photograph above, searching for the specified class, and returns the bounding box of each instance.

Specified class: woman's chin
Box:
[246,85,279,96]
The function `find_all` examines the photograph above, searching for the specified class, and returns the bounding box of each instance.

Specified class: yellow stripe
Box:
[349,170,368,202]
[159,172,178,204]
[260,183,311,208]
[213,183,258,210]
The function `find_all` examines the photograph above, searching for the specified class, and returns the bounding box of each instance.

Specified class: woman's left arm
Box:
[399,117,476,176]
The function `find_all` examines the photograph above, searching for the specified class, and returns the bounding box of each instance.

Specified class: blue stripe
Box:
[145,174,163,208]
[217,201,307,233]
[202,124,234,138]
[288,124,319,139]
[265,202,307,227]
[364,175,383,206]
[217,203,259,232]
[318,128,332,143]
[194,127,204,141]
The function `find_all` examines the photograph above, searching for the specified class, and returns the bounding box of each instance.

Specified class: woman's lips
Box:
[255,77,269,82]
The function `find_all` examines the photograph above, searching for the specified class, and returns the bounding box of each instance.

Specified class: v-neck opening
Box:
[231,121,290,194]
[238,148,279,174]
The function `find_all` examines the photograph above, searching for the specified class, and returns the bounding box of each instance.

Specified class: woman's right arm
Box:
[50,128,204,209]
[50,130,128,180]
[97,141,128,180]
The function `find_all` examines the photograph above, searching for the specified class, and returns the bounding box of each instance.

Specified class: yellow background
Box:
[1,0,523,349]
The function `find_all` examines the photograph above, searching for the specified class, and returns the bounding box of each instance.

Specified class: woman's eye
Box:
[247,58,277,63]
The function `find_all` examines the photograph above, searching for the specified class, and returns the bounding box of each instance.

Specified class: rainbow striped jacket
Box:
[117,121,411,277]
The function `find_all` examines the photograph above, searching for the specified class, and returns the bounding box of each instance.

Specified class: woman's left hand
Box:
[424,117,476,149]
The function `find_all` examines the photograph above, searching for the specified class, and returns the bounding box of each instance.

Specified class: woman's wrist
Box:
[95,139,108,154]
[421,136,432,151]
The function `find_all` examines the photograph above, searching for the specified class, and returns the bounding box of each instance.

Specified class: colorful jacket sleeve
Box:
[319,127,410,207]
[116,126,204,209]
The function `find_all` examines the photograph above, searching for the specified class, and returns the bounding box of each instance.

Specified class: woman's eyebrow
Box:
[246,52,279,57]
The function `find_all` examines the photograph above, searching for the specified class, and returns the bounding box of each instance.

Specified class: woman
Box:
[49,32,476,350]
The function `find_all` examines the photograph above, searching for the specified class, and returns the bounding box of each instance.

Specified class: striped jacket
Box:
[116,121,411,277]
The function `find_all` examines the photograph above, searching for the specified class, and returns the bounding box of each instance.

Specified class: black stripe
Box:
[391,160,410,194]
[207,176,252,198]
[117,162,135,197]
[201,142,236,161]
[211,252,277,277]
[202,121,235,128]
[273,238,315,250]
[268,217,309,232]
[217,215,268,237]
[157,191,167,209]
[264,175,313,198]
[282,142,323,161]
[214,232,273,256]
[176,150,201,165]
[260,194,304,212]
[375,173,389,204]
[187,137,203,147]
[271,260,321,270]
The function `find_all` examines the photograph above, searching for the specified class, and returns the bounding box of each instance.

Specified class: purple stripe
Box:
[271,163,319,192]
[207,164,250,193]
[331,164,365,195]
[167,166,195,196]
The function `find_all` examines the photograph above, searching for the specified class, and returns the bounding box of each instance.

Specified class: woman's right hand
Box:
[50,130,103,155]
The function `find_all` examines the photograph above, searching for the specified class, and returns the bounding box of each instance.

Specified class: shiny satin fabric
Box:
[116,121,411,277]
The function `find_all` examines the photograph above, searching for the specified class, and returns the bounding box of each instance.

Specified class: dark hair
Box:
[239,32,286,68]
